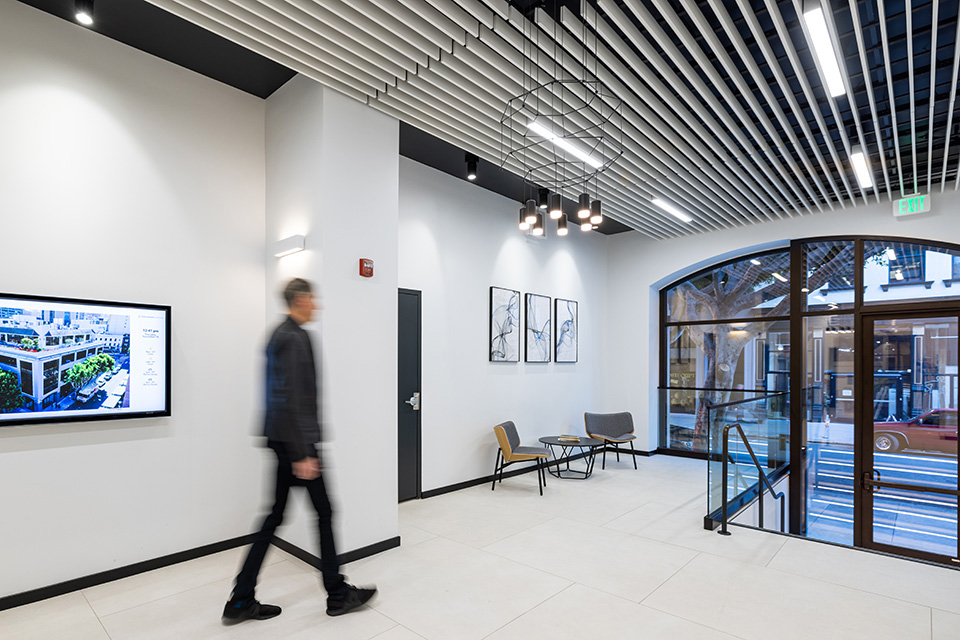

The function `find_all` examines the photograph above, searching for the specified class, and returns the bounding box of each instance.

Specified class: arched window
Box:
[660,237,960,455]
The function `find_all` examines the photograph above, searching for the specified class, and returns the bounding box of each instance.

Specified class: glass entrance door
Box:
[859,315,959,564]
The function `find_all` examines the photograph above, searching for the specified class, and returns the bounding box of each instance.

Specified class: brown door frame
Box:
[856,308,960,565]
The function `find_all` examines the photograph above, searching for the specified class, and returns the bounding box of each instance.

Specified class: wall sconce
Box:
[273,234,305,258]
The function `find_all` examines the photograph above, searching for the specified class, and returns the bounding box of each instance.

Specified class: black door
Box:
[398,289,422,502]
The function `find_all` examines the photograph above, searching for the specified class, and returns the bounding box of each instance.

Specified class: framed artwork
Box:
[489,286,520,362]
[525,293,551,362]
[555,298,578,363]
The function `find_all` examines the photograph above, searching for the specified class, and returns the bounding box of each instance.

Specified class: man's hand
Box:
[293,457,321,480]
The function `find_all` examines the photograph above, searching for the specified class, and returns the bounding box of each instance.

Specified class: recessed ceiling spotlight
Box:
[75,0,94,26]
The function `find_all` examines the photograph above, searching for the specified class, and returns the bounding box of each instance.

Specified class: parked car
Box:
[874,409,958,454]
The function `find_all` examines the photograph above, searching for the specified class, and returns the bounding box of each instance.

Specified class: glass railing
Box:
[705,392,790,526]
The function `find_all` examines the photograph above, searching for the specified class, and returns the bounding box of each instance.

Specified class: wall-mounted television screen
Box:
[0,293,170,427]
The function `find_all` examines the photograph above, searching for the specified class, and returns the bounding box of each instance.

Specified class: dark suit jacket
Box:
[263,316,321,461]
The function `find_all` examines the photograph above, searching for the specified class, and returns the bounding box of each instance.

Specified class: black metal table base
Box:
[542,442,601,479]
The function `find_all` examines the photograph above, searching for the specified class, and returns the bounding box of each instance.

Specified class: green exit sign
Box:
[894,194,931,217]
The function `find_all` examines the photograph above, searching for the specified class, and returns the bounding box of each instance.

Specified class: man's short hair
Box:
[283,278,312,308]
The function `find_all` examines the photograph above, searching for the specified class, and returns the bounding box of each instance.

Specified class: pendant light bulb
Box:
[525,199,538,225]
[580,221,592,232]
[577,193,591,219]
[538,187,549,210]
[556,214,568,236]
[465,153,478,181]
[548,193,563,219]
[532,213,544,236]
[589,200,602,225]
[519,207,530,231]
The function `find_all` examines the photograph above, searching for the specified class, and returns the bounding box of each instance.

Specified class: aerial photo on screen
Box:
[0,305,131,417]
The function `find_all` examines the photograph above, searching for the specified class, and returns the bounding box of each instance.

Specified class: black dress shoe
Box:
[326,584,377,616]
[221,599,282,624]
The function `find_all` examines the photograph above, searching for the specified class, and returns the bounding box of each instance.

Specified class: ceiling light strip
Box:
[544,12,768,228]
[449,32,725,232]
[846,0,893,200]
[521,10,749,228]
[731,0,848,208]
[697,0,831,211]
[762,0,858,204]
[467,21,728,229]
[814,0,878,204]
[638,0,817,214]
[570,5,787,222]
[374,87,680,237]
[149,0,375,100]
[606,0,801,217]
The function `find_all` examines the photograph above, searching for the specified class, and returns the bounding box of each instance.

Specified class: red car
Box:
[874,409,958,454]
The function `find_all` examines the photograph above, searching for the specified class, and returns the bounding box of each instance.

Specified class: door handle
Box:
[861,469,881,492]
[405,392,420,411]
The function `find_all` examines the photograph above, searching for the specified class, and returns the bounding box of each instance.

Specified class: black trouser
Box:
[233,441,347,602]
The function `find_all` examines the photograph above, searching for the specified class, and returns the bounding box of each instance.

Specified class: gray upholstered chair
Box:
[492,421,551,495]
[584,412,637,470]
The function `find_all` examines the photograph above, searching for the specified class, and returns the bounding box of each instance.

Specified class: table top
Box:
[539,435,602,446]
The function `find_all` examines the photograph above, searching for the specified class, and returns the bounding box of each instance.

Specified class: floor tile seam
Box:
[639,599,751,640]
[80,590,114,640]
[478,580,577,640]
[637,551,702,607]
[713,552,948,615]
[93,559,300,622]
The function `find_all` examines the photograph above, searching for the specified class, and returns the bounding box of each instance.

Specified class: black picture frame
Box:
[525,293,552,362]
[555,298,578,363]
[490,286,520,362]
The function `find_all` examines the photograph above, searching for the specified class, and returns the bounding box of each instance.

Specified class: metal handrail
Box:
[708,391,788,410]
[719,422,786,536]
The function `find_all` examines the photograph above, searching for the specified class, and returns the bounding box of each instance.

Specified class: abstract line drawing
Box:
[525,293,551,362]
[555,298,578,363]
[490,287,520,362]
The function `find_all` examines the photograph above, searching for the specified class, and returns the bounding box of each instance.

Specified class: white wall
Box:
[0,2,266,596]
[265,76,399,555]
[399,159,610,491]
[606,193,960,450]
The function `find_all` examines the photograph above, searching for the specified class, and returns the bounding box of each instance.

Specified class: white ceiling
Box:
[146,0,960,239]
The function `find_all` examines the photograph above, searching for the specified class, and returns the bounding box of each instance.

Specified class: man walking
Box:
[223,278,376,624]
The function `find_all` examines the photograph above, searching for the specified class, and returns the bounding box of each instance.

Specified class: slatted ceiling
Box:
[145,0,960,238]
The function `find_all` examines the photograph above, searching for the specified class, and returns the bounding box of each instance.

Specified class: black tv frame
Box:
[0,292,171,427]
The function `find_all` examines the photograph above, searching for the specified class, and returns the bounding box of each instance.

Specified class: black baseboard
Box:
[0,534,254,613]
[272,536,401,569]
[421,446,656,499]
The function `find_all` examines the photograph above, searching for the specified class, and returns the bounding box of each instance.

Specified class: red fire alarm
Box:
[359,258,374,278]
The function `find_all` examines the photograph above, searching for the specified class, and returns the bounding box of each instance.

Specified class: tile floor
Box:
[2,455,959,639]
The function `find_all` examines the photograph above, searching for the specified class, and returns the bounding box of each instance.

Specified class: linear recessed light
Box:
[802,5,846,98]
[885,247,897,261]
[652,198,692,223]
[772,273,788,283]
[750,259,761,266]
[528,119,603,169]
[850,147,873,188]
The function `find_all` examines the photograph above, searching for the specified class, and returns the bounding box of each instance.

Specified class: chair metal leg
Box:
[492,450,501,491]
[536,460,543,496]
[615,444,621,461]
[630,441,637,469]
[602,445,606,470]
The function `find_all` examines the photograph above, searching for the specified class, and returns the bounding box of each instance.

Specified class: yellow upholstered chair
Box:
[492,421,551,495]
